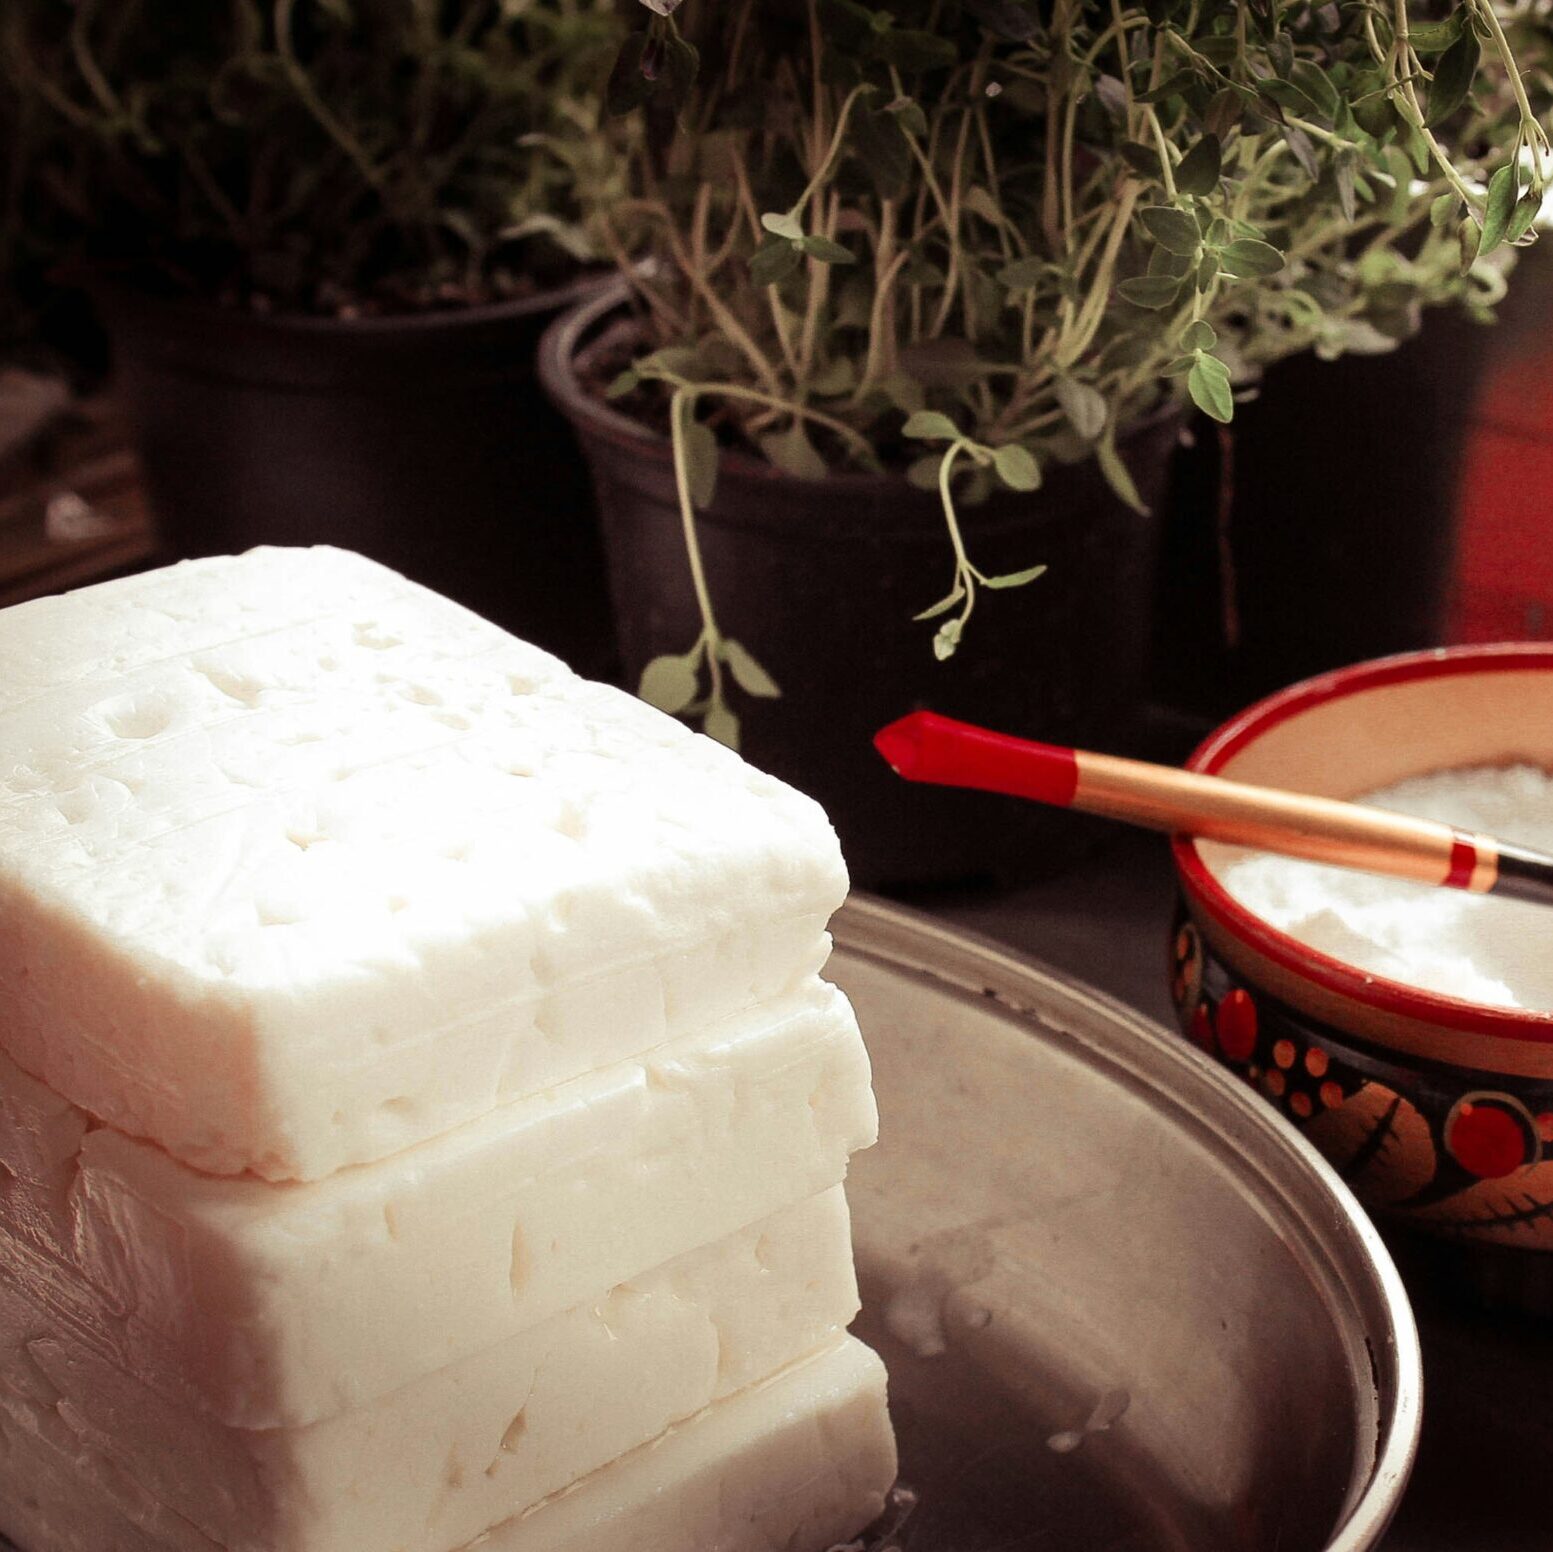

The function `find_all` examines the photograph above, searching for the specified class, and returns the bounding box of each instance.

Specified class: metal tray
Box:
[834,895,1421,1552]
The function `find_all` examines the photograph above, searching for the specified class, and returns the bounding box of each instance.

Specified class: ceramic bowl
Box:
[1169,644,1553,1305]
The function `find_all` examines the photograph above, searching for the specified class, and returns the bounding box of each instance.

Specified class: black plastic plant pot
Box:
[96,275,619,681]
[540,284,1181,889]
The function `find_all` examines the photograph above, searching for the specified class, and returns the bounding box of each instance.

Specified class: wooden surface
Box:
[0,383,162,608]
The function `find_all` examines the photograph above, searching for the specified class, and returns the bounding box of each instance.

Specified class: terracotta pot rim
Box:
[538,276,1181,494]
[1172,643,1553,1043]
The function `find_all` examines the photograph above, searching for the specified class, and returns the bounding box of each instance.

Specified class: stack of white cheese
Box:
[0,547,895,1552]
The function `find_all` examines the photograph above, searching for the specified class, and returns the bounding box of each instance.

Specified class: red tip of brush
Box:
[872,710,1080,806]
[873,713,930,779]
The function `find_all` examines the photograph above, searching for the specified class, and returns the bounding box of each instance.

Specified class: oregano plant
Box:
[606,0,1550,746]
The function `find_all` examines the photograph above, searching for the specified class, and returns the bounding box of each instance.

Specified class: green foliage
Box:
[604,0,1550,704]
[2,0,628,313]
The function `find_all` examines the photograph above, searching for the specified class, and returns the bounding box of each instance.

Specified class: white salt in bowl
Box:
[1168,644,1553,1308]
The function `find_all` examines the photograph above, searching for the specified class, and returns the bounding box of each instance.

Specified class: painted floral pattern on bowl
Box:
[1169,646,1553,1265]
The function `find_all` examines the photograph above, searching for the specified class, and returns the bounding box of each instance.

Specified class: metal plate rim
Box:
[833,892,1423,1552]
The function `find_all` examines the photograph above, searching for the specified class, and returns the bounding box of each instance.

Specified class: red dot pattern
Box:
[1216,990,1257,1063]
[1448,1103,1527,1180]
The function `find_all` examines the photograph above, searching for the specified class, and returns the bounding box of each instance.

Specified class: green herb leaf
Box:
[914,585,965,621]
[1180,318,1217,352]
[606,33,651,116]
[998,256,1047,291]
[808,358,857,397]
[1055,376,1108,440]
[800,235,856,263]
[760,421,828,479]
[1395,112,1430,176]
[1334,152,1357,226]
[761,210,805,240]
[661,34,700,111]
[639,653,700,715]
[1350,74,1396,139]
[880,375,926,416]
[884,95,929,137]
[1136,70,1197,105]
[718,639,780,698]
[1409,12,1466,55]
[636,346,702,380]
[1174,134,1222,197]
[1149,245,1196,279]
[605,369,640,400]
[673,395,719,510]
[1160,354,1197,377]
[992,444,1041,491]
[1258,77,1310,115]
[1218,238,1285,278]
[932,617,964,661]
[983,564,1047,589]
[702,701,741,749]
[1188,353,1234,423]
[873,27,958,73]
[1508,190,1543,245]
[1098,425,1150,516]
[749,237,803,286]
[1284,125,1320,180]
[1120,142,1162,180]
[1479,163,1518,256]
[906,455,942,491]
[1289,59,1340,120]
[1204,87,1246,141]
[1426,27,1480,127]
[1117,274,1182,309]
[1141,205,1201,256]
[851,107,912,199]
[903,410,961,441]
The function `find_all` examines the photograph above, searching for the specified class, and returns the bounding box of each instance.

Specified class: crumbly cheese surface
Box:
[0,547,848,1180]
[0,983,874,1428]
[0,1337,894,1552]
[1215,762,1553,1009]
[0,1190,859,1552]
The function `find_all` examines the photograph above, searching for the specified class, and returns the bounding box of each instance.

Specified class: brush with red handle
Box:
[873,709,1553,907]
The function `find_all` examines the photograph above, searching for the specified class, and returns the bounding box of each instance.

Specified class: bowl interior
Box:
[1196,658,1553,796]
[1180,650,1553,1034]
[831,898,1419,1552]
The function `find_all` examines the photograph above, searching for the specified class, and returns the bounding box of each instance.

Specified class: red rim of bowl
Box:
[1172,642,1553,1041]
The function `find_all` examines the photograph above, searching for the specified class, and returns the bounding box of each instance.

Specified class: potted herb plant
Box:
[541,0,1549,885]
[3,0,628,673]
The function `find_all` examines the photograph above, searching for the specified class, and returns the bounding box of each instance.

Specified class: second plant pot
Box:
[97,274,619,680]
[541,286,1180,888]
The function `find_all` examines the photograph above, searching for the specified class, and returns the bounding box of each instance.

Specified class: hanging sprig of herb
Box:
[607,0,1551,744]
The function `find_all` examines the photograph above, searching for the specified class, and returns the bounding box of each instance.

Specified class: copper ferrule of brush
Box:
[1070,752,1499,893]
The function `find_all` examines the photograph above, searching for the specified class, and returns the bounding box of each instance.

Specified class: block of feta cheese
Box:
[0,1190,860,1552]
[0,1337,895,1552]
[0,547,849,1180]
[0,982,874,1427]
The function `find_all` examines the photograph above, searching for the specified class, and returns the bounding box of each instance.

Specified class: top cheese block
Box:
[0,548,847,1180]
